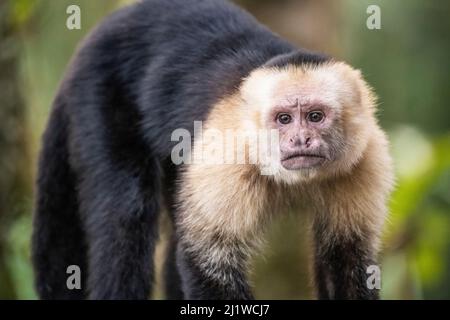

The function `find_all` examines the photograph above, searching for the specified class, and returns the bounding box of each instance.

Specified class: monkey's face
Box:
[241,62,376,184]
[268,97,337,171]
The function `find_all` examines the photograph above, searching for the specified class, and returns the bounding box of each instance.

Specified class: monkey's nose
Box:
[304,137,311,147]
[289,136,311,147]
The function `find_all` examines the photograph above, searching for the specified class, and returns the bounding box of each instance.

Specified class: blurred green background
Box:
[0,0,449,299]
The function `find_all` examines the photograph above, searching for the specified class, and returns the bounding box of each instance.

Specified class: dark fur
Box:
[312,219,379,300]
[32,0,334,299]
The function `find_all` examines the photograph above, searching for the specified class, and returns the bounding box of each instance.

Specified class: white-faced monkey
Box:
[32,0,394,300]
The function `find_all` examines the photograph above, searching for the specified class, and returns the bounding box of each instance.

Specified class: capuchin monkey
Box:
[32,0,394,300]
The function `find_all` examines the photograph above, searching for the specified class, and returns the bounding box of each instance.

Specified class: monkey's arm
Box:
[175,165,270,299]
[310,135,394,300]
[176,237,254,300]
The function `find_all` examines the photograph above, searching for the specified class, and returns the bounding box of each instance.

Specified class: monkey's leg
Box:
[312,226,379,300]
[176,236,254,300]
[310,174,389,300]
[79,160,162,300]
[175,165,269,300]
[313,256,331,300]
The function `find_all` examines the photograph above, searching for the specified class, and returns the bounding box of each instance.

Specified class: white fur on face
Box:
[240,62,376,184]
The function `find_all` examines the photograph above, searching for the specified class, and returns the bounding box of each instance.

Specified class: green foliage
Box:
[382,132,450,299]
[6,212,36,299]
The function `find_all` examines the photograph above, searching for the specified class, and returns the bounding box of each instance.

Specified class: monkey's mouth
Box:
[281,153,326,170]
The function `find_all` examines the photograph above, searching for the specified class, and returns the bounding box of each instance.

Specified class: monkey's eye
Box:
[277,113,292,125]
[306,111,324,123]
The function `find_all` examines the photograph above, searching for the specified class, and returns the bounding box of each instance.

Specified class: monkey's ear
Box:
[351,67,378,113]
[332,62,377,112]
